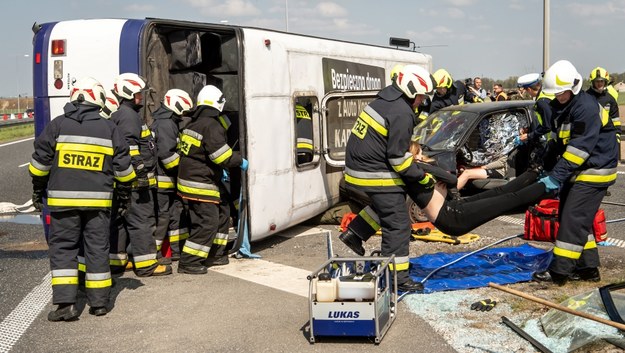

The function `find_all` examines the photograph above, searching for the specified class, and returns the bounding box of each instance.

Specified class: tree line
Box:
[477,72,624,91]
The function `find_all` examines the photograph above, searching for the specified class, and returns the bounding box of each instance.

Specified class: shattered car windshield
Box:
[413,110,479,150]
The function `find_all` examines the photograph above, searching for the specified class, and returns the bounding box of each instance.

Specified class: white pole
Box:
[543,0,550,71]
[15,54,29,114]
[285,0,289,32]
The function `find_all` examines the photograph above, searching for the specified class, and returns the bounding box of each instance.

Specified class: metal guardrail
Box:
[0,113,34,127]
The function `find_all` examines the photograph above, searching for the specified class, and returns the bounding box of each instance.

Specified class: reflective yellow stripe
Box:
[129,149,140,156]
[109,259,128,266]
[212,148,233,165]
[213,238,228,246]
[392,157,413,173]
[141,129,151,138]
[562,151,584,166]
[182,246,209,258]
[78,263,86,272]
[297,142,314,150]
[553,247,581,260]
[169,233,189,242]
[158,181,175,189]
[56,142,113,156]
[163,156,180,169]
[47,198,112,207]
[358,111,388,137]
[178,184,220,198]
[389,262,409,271]
[51,277,79,285]
[344,174,405,187]
[359,208,380,231]
[116,170,136,183]
[85,278,112,289]
[29,163,50,176]
[601,108,609,126]
[58,150,104,171]
[134,259,157,269]
[535,111,543,126]
[584,241,597,250]
[574,173,617,183]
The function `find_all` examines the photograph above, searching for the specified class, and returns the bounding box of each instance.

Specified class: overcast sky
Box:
[2,0,624,97]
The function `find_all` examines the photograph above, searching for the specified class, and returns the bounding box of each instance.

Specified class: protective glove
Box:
[135,176,150,190]
[417,173,436,190]
[32,190,45,212]
[240,158,249,172]
[513,135,525,146]
[538,176,560,192]
[222,169,230,182]
[470,298,497,312]
[116,183,132,217]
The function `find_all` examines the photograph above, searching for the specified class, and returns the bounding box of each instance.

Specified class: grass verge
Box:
[0,123,34,143]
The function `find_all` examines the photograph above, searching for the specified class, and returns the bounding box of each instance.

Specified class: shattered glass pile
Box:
[469,113,523,167]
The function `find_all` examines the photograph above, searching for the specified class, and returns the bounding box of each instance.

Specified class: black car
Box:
[341,100,539,222]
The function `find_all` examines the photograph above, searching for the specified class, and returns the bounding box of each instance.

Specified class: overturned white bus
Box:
[32,18,432,241]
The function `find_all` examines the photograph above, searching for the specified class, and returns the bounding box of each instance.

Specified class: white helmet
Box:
[164,89,193,115]
[113,73,146,100]
[542,60,582,95]
[100,93,120,119]
[197,85,226,112]
[70,77,106,108]
[395,65,434,99]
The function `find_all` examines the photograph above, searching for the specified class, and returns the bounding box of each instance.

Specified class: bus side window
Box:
[294,97,317,166]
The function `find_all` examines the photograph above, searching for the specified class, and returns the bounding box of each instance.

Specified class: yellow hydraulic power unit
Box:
[307,255,397,344]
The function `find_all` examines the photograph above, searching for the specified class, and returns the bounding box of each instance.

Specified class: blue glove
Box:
[222,169,230,182]
[240,158,249,172]
[513,136,525,146]
[538,176,560,192]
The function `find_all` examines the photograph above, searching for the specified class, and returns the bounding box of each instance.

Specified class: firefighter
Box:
[177,85,247,274]
[516,73,554,144]
[295,104,314,164]
[150,89,193,262]
[429,69,466,114]
[29,77,136,321]
[340,65,436,292]
[586,67,621,143]
[533,60,618,285]
[109,73,172,277]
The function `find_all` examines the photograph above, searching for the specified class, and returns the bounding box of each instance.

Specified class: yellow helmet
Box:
[433,69,453,89]
[589,67,610,83]
[390,64,404,81]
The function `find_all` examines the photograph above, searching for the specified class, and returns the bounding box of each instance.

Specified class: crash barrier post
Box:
[489,282,625,332]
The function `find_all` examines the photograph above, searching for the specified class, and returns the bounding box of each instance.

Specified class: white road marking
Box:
[18,163,29,168]
[0,272,51,353]
[0,137,34,148]
[210,258,309,297]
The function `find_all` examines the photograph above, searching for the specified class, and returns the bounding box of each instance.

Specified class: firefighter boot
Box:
[48,304,79,322]
[569,268,601,282]
[203,255,229,267]
[177,264,208,275]
[532,270,568,286]
[88,306,108,316]
[338,229,365,256]
[151,264,173,276]
[397,279,424,293]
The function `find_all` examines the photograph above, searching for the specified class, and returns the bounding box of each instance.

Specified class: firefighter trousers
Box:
[207,187,234,260]
[110,188,158,276]
[49,210,111,307]
[155,191,189,257]
[181,200,219,267]
[549,182,605,276]
[364,192,412,284]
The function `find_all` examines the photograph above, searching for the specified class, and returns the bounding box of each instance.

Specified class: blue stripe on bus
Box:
[119,19,146,74]
[33,22,57,137]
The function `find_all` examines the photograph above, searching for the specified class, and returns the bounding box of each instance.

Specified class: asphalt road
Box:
[1,136,625,352]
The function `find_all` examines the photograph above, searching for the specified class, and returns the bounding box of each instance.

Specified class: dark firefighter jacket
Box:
[150,106,182,192]
[177,106,242,203]
[429,80,466,114]
[110,100,157,188]
[344,85,426,193]
[527,90,555,142]
[586,87,621,142]
[29,103,136,212]
[548,90,618,187]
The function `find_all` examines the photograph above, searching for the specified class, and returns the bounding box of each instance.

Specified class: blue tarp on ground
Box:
[409,244,552,293]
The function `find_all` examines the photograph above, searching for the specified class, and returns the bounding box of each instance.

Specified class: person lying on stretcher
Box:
[340,142,553,255]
